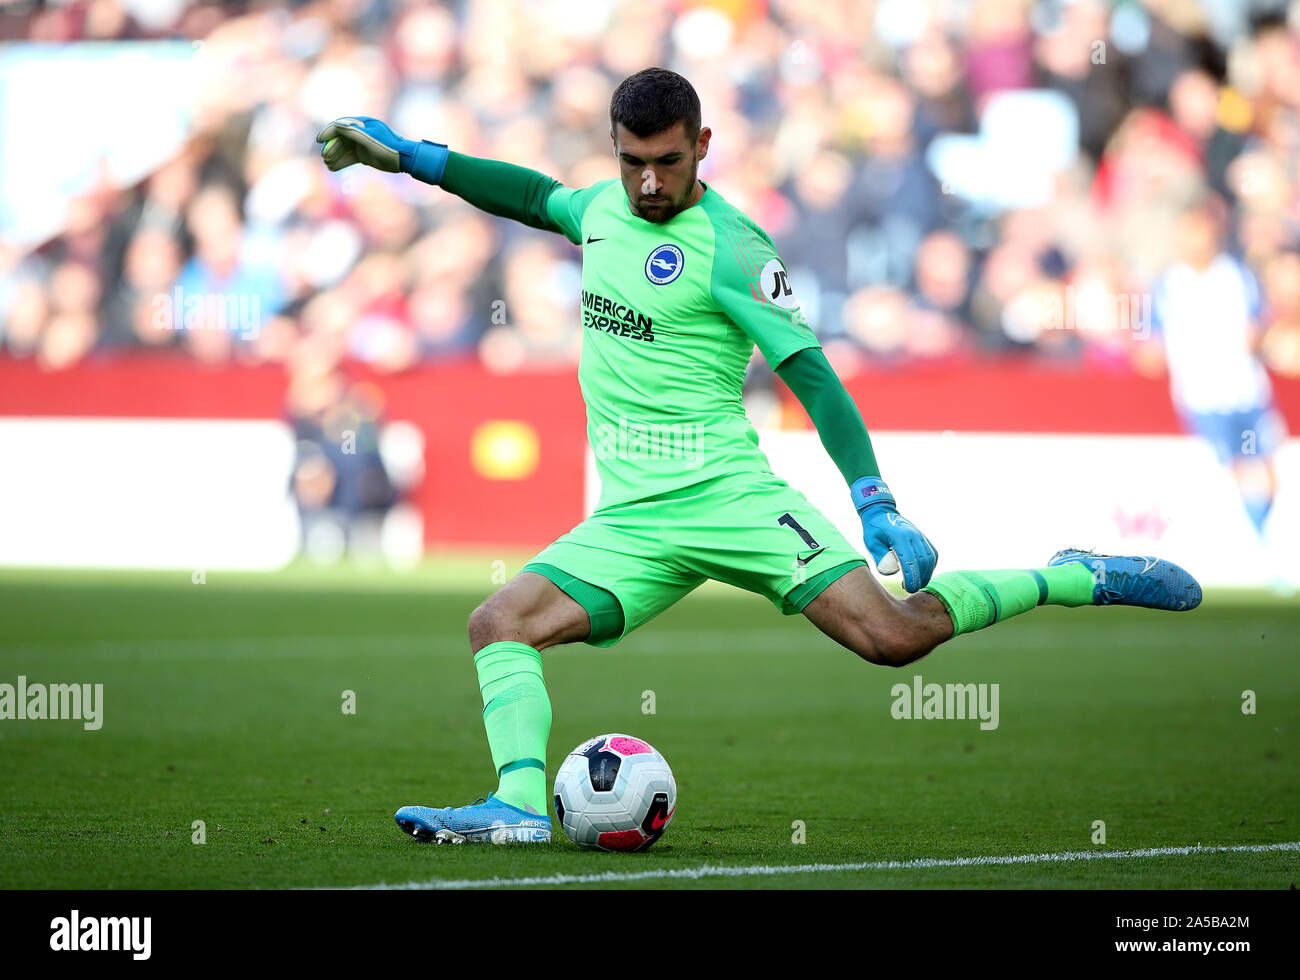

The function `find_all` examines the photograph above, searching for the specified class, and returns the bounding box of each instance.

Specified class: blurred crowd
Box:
[5,0,1300,386]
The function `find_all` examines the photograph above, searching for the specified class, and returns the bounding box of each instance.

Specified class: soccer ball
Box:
[553,733,676,851]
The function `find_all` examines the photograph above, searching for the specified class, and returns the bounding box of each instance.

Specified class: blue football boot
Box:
[394,793,551,844]
[1048,548,1202,611]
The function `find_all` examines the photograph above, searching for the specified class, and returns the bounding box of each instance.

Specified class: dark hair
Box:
[609,67,701,141]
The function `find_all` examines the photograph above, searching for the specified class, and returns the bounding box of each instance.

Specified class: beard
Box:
[630,157,699,223]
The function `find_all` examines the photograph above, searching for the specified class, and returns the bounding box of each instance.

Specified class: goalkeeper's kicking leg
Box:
[813,476,1201,666]
[803,549,1202,668]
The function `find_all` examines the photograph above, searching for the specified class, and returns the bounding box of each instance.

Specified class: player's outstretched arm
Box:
[776,348,938,592]
[701,205,938,592]
[316,115,569,234]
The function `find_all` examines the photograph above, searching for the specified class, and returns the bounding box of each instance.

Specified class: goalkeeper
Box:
[318,68,1202,845]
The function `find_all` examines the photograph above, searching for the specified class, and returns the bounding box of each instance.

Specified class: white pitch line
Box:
[354,840,1300,890]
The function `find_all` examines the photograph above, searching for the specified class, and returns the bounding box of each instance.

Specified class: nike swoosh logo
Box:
[796,548,825,567]
[650,806,674,831]
[585,236,606,244]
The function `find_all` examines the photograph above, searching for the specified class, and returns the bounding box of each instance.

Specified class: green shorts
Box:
[524,472,865,647]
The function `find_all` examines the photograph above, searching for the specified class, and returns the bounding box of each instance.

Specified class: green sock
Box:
[923,564,1095,637]
[474,641,551,813]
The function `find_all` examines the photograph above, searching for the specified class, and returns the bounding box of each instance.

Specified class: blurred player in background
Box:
[1147,195,1291,590]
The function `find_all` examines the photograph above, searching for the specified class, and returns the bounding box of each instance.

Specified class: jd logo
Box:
[759,258,800,311]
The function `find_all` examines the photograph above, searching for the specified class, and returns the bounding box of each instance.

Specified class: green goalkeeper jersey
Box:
[544,179,820,508]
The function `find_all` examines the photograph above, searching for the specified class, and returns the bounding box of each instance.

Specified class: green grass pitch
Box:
[0,561,1296,889]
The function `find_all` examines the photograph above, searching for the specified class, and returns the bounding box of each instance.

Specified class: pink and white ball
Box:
[553,734,677,851]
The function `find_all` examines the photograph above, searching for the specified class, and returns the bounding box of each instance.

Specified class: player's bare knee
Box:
[853,620,935,668]
[852,634,904,668]
[466,601,492,651]
[467,598,524,652]
[841,624,893,667]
